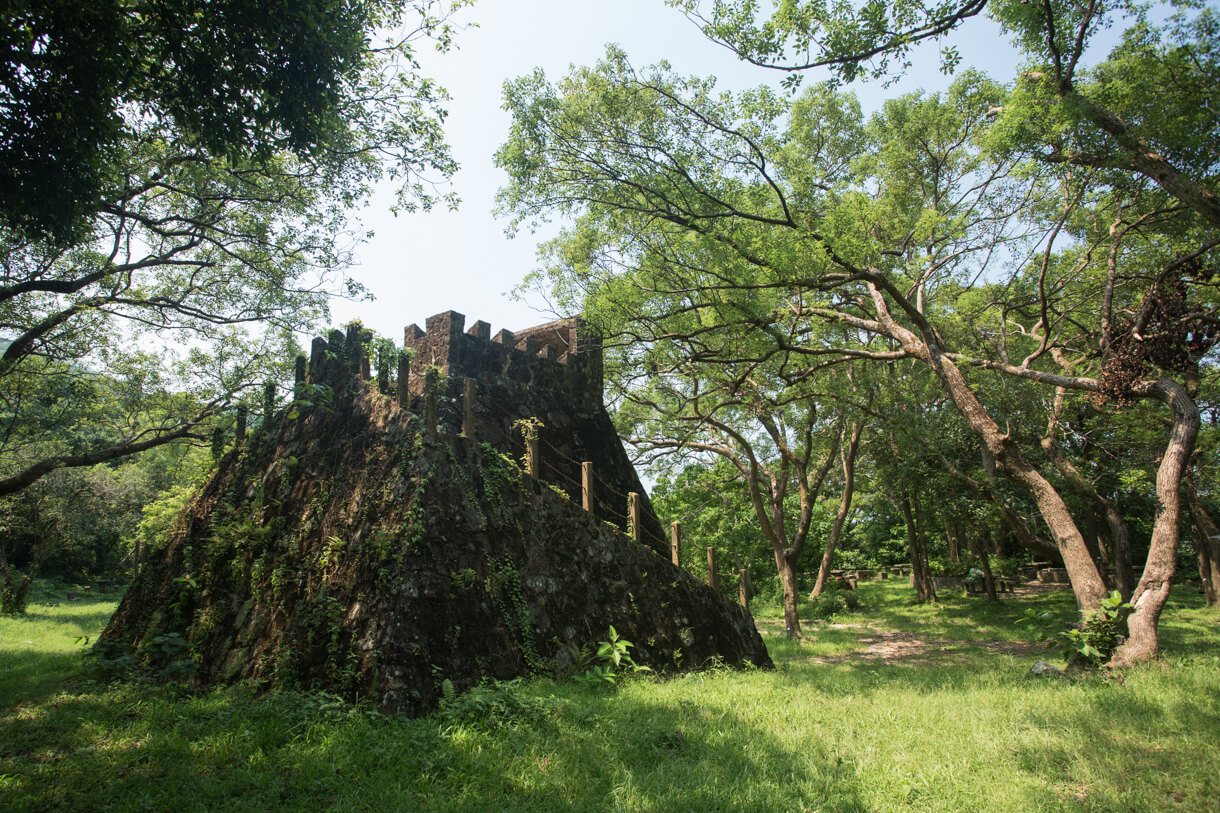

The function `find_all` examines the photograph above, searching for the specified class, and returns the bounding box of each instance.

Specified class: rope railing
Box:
[542,458,582,490]
[592,469,630,501]
[540,436,581,466]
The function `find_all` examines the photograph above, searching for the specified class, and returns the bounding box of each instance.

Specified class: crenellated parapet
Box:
[400,310,602,407]
[302,310,603,409]
[293,310,665,556]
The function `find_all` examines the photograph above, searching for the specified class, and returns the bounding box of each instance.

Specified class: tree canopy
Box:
[1,0,465,243]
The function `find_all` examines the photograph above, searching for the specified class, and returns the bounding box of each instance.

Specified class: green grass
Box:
[2,580,1218,811]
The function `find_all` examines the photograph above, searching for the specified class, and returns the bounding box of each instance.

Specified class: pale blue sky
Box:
[331,0,1023,342]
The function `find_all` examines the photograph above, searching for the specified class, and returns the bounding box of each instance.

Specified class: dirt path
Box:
[756,619,1049,666]
[806,630,1044,665]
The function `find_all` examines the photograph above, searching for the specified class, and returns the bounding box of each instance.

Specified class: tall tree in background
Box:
[0,1,468,499]
[673,0,1220,225]
[613,327,860,639]
[498,33,1216,664]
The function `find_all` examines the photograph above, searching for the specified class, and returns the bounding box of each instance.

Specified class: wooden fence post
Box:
[670,522,681,567]
[526,434,540,479]
[582,462,593,511]
[628,492,640,541]
[462,378,477,442]
[706,547,718,590]
[424,368,438,438]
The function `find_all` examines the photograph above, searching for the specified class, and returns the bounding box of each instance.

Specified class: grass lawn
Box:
[2,579,1217,811]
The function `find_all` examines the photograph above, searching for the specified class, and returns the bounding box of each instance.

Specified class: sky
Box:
[329,0,1024,344]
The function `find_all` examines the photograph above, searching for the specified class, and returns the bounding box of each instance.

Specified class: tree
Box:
[0,435,206,614]
[615,335,860,639]
[498,48,1216,664]
[673,1,1220,226]
[0,1,467,498]
[0,0,467,243]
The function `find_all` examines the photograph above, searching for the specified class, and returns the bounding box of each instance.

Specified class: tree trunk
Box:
[945,518,961,563]
[1109,380,1200,667]
[1192,521,1218,606]
[1184,480,1220,607]
[1042,394,1132,597]
[966,529,998,601]
[901,494,936,603]
[0,542,36,616]
[810,420,863,599]
[921,340,1106,608]
[776,548,803,639]
[864,281,1107,609]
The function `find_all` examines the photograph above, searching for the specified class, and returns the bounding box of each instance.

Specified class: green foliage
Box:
[575,625,652,688]
[124,448,213,562]
[498,0,1217,660]
[928,557,970,577]
[1019,590,1134,669]
[85,631,197,683]
[0,0,469,244]
[0,440,211,601]
[437,678,555,732]
[806,581,862,620]
[0,0,475,502]
[485,559,544,674]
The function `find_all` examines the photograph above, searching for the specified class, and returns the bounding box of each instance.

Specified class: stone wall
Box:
[101,315,770,716]
[304,311,666,554]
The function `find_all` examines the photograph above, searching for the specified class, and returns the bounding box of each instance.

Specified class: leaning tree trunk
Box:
[1042,389,1133,597]
[810,420,863,599]
[866,282,1108,610]
[1109,380,1200,667]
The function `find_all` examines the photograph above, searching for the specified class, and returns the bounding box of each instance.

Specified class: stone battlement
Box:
[296,309,667,557]
[400,310,602,403]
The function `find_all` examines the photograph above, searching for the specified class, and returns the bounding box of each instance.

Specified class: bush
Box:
[990,556,1026,578]
[804,581,862,619]
[1017,590,1133,669]
[746,575,785,618]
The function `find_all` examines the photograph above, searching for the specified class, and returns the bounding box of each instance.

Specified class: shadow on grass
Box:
[754,581,1219,700]
[1011,671,1220,810]
[849,581,1079,643]
[0,676,869,812]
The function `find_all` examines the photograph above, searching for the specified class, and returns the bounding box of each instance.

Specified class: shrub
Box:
[1017,590,1133,669]
[437,678,553,731]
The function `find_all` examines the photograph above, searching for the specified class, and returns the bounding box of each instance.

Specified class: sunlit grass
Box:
[2,580,1217,811]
